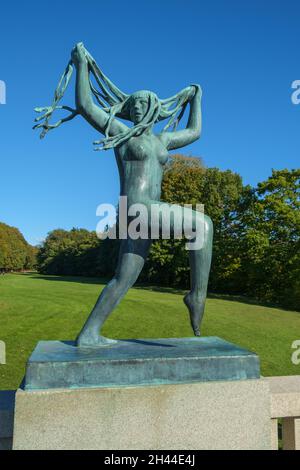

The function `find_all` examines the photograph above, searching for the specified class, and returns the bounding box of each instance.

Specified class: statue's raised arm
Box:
[159,84,202,150]
[72,43,129,139]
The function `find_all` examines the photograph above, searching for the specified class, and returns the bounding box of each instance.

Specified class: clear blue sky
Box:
[0,0,299,245]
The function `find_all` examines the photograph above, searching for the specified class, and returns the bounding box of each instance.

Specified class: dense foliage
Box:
[37,228,119,278]
[37,228,98,276]
[0,222,37,271]
[34,156,300,310]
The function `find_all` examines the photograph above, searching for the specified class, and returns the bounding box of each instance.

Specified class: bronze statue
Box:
[34,43,213,347]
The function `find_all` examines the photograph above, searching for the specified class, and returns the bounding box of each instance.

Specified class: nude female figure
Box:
[35,42,213,347]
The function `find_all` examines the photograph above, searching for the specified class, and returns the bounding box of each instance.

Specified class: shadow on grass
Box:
[22,273,299,313]
[24,274,188,295]
[23,273,107,285]
[135,285,297,312]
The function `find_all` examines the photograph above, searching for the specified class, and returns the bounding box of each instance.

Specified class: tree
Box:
[37,228,101,276]
[237,169,300,308]
[0,222,37,271]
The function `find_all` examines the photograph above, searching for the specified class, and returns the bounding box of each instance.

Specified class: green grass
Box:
[0,273,299,390]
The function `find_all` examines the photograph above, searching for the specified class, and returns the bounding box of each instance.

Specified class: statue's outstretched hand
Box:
[71,42,87,67]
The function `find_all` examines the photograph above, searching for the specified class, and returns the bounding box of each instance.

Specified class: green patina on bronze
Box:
[34,43,213,348]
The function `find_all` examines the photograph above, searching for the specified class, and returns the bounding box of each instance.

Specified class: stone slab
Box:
[13,378,271,450]
[271,418,279,450]
[24,337,260,391]
[265,375,300,418]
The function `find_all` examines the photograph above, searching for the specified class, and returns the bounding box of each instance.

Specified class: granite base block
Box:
[13,379,271,450]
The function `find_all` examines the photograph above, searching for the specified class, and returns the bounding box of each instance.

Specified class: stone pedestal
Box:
[12,337,270,450]
[13,378,271,450]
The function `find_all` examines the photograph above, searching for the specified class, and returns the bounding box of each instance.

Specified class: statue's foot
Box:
[183,292,205,337]
[76,331,117,348]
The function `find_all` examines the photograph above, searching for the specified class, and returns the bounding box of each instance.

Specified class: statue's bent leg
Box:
[146,200,213,336]
[183,213,213,336]
[76,238,152,347]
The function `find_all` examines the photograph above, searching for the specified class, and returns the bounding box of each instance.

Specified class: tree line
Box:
[0,222,37,272]
[3,155,299,311]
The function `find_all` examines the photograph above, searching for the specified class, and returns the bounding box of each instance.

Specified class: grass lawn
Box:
[0,273,299,390]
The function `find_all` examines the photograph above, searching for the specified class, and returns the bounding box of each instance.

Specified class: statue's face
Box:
[129,92,149,124]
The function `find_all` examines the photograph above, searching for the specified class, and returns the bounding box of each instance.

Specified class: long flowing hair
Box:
[33,46,191,151]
